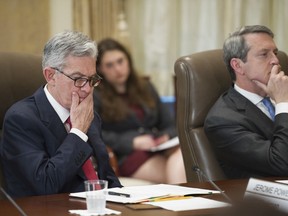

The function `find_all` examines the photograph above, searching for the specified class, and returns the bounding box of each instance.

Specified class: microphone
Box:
[0,187,28,216]
[192,165,232,203]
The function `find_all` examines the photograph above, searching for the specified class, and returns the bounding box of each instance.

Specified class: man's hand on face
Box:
[70,91,94,133]
[253,64,288,103]
[266,64,288,103]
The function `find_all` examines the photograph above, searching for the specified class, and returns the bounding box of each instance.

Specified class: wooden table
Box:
[0,179,249,216]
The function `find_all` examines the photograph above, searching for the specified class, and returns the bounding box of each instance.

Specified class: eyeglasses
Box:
[51,67,102,87]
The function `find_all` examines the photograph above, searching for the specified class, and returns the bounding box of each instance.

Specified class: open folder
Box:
[69,184,220,204]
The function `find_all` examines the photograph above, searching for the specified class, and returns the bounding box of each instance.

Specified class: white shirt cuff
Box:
[275,102,288,115]
[70,128,88,142]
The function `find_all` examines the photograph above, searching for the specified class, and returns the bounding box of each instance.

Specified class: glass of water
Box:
[84,180,108,214]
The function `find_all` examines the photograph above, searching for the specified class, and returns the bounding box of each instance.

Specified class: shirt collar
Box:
[234,84,263,105]
[44,84,69,123]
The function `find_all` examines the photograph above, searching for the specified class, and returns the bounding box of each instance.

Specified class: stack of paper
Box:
[70,184,220,204]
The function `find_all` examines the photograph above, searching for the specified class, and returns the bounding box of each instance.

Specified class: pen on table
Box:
[148,196,192,202]
[184,192,213,196]
[138,194,171,203]
[108,191,131,198]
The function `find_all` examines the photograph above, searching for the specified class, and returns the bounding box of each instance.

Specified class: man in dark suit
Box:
[0,31,121,197]
[204,25,288,178]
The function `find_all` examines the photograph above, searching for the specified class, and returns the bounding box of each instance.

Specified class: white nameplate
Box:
[245,178,288,212]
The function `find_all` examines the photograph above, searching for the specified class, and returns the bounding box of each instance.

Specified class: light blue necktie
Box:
[262,97,275,121]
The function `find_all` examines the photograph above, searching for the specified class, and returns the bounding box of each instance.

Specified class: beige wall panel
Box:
[0,0,50,55]
[73,0,122,42]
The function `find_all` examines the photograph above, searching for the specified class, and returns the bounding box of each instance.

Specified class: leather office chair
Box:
[174,49,288,182]
[0,52,45,136]
[0,52,44,199]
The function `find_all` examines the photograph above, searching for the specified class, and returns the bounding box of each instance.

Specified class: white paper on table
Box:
[69,208,121,215]
[145,197,230,211]
[150,136,179,152]
[70,184,220,204]
[276,180,288,184]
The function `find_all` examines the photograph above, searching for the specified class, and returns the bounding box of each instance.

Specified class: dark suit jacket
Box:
[0,87,121,197]
[204,86,288,178]
[93,81,177,164]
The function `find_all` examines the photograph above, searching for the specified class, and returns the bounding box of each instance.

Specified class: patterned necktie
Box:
[262,97,275,121]
[65,117,99,180]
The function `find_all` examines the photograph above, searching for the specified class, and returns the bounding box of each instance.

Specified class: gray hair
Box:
[223,25,274,81]
[42,30,97,70]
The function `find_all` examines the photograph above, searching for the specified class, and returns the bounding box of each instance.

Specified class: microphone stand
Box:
[0,187,28,216]
[192,166,232,203]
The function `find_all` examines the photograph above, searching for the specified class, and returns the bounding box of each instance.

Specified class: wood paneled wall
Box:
[0,0,50,55]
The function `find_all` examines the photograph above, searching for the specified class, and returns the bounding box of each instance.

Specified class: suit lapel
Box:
[34,87,68,147]
[228,87,274,138]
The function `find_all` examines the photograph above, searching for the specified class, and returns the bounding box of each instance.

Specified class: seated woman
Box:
[93,38,186,184]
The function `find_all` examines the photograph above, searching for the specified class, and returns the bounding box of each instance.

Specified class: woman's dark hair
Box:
[96,38,155,122]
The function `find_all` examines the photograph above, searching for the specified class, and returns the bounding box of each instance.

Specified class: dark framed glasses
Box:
[51,67,102,87]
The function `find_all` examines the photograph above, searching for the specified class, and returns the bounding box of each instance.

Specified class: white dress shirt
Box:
[234,84,288,119]
[44,85,88,142]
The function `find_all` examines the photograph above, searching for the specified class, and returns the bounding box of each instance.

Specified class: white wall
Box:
[50,0,73,36]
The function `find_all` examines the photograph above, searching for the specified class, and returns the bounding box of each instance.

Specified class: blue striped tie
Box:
[262,97,275,121]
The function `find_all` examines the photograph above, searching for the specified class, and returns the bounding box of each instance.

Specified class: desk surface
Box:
[0,179,249,216]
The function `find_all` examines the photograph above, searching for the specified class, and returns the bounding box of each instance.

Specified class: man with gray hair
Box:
[204,25,288,178]
[0,31,121,197]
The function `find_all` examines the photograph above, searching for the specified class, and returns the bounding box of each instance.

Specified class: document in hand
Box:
[69,184,220,204]
[150,136,179,152]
